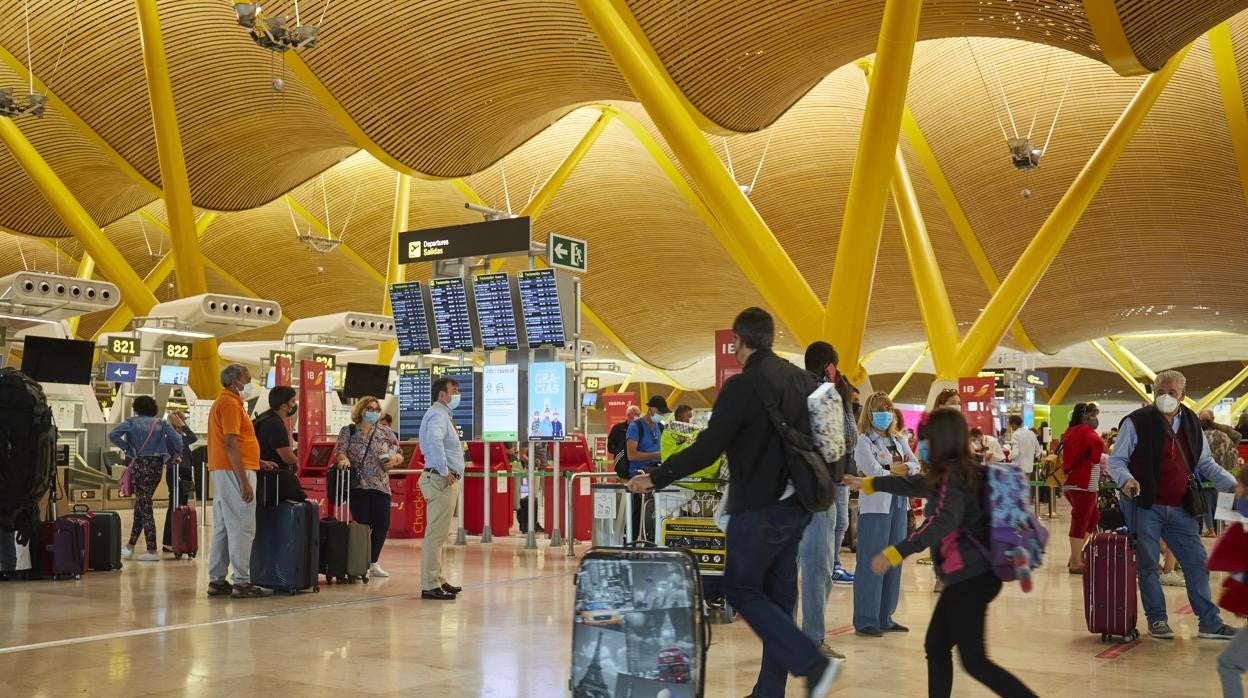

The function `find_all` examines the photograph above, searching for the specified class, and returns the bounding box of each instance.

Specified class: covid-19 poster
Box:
[482,364,519,442]
[527,361,567,441]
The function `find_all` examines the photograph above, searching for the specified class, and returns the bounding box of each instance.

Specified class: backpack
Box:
[807,381,847,463]
[615,419,662,481]
[967,462,1049,590]
[0,368,58,546]
[746,370,836,513]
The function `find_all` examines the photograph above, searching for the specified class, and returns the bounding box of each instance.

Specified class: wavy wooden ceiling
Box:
[0,2,1247,384]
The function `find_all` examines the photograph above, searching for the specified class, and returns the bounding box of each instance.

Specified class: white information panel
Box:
[481,364,519,442]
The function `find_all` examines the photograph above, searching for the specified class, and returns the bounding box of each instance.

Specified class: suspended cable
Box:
[23,0,32,95]
[286,197,303,236]
[337,177,363,242]
[966,39,1011,143]
[500,161,513,214]
[293,0,302,26]
[747,129,776,194]
[1041,72,1072,157]
[137,214,154,259]
[722,137,736,180]
[16,238,28,271]
[319,174,332,239]
[317,0,333,29]
[1027,46,1054,140]
[43,0,80,95]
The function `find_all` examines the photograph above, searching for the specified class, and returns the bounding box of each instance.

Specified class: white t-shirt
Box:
[1010,428,1041,468]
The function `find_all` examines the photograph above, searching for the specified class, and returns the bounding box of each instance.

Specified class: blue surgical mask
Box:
[363,410,381,425]
[651,413,664,424]
[448,394,462,411]
[917,440,930,463]
[871,411,894,431]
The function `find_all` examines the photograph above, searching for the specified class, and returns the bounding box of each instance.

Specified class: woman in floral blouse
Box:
[335,395,403,578]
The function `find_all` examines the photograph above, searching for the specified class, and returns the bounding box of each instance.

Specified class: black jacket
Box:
[1122,404,1204,509]
[650,349,817,514]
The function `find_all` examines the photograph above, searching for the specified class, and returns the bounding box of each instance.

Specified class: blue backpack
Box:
[965,463,1049,591]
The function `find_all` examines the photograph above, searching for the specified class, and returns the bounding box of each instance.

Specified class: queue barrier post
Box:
[481,445,493,544]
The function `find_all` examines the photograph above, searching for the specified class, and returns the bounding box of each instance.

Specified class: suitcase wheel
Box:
[1100,633,1109,643]
[1124,629,1139,642]
[287,590,298,596]
[313,586,320,593]
[362,575,369,584]
[174,553,182,560]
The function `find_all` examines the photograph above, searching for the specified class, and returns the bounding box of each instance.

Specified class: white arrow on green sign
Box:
[548,233,588,273]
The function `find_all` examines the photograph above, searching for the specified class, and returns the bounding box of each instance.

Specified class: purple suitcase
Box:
[1083,531,1139,642]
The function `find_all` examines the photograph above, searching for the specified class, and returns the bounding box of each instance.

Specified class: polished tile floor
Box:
[0,506,1238,697]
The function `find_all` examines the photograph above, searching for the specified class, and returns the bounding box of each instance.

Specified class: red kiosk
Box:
[464,442,513,536]
[388,445,426,539]
[543,434,593,541]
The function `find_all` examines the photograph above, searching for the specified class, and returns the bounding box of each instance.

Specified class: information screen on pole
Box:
[429,277,476,353]
[397,363,432,440]
[526,361,567,441]
[517,269,566,348]
[472,273,520,351]
[481,364,519,442]
[442,367,476,440]
[388,282,434,355]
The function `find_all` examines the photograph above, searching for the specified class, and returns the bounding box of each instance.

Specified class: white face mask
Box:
[1155,394,1179,415]
[238,382,255,400]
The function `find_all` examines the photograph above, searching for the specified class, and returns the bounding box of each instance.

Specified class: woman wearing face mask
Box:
[852,391,921,637]
[109,395,183,561]
[335,395,404,578]
[1059,402,1103,574]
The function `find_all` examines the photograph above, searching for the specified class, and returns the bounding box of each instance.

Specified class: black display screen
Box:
[388,282,433,355]
[429,277,475,353]
[472,273,520,350]
[442,367,475,440]
[397,364,432,440]
[342,362,390,400]
[21,336,94,385]
[517,269,565,348]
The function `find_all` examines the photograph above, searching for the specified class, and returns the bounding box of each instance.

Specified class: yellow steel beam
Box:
[1195,362,1248,412]
[1084,0,1149,76]
[576,0,824,347]
[1228,390,1248,420]
[953,47,1190,377]
[0,118,157,319]
[619,366,638,394]
[1209,23,1248,212]
[1089,340,1152,402]
[823,0,924,380]
[890,147,959,379]
[888,344,929,401]
[667,389,683,408]
[900,106,1040,353]
[378,172,413,366]
[0,44,162,198]
[1103,336,1156,381]
[282,195,386,284]
[1048,367,1081,405]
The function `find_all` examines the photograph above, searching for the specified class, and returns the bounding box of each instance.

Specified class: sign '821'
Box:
[107,335,139,357]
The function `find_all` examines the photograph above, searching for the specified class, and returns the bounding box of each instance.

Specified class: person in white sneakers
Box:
[334,394,404,579]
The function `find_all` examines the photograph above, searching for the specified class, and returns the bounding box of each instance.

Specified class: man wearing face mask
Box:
[207,363,276,598]
[254,386,306,505]
[625,395,669,542]
[1109,370,1239,640]
[418,377,465,600]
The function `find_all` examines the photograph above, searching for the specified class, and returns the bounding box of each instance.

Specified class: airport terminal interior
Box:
[3,1,1248,696]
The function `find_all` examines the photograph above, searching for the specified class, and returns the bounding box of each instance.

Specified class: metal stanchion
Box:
[481,443,494,543]
[550,441,563,547]
[199,460,206,532]
[524,442,537,549]
[454,467,467,545]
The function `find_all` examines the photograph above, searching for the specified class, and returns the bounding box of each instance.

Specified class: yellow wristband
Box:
[861,476,877,495]
[882,546,903,566]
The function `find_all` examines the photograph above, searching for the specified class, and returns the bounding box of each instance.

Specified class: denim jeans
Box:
[1219,625,1248,698]
[853,496,908,630]
[725,498,825,698]
[1121,498,1223,629]
[831,484,849,570]
[798,485,850,642]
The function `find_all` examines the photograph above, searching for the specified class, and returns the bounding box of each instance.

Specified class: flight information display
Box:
[442,367,476,440]
[396,364,432,440]
[472,273,520,350]
[388,282,433,355]
[517,269,566,348]
[429,277,475,353]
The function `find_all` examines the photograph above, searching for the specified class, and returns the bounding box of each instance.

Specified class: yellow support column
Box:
[890,148,959,378]
[526,109,614,220]
[667,389,682,409]
[1048,367,1081,406]
[888,345,929,401]
[1227,391,1248,422]
[1209,23,1248,211]
[1088,341,1152,402]
[378,172,412,366]
[954,47,1190,377]
[1104,336,1156,381]
[0,118,157,319]
[823,0,924,381]
[619,367,638,394]
[1195,363,1248,412]
[575,0,824,346]
[136,0,220,398]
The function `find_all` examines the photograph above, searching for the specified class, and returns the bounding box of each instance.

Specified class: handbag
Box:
[119,419,161,498]
[1041,439,1067,487]
[1162,418,1208,518]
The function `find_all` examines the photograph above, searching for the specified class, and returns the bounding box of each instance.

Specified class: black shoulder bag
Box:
[746,371,835,513]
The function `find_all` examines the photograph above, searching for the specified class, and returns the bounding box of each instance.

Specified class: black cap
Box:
[646,395,671,414]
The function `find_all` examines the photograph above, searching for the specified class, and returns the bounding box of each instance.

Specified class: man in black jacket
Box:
[628,308,842,698]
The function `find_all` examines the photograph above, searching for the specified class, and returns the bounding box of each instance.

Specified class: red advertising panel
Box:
[298,360,327,459]
[715,329,741,391]
[958,376,998,437]
[275,355,292,387]
[603,392,635,429]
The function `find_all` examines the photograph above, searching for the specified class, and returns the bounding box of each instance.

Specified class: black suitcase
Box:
[65,505,121,571]
[571,546,709,697]
[318,475,370,584]
[253,498,320,595]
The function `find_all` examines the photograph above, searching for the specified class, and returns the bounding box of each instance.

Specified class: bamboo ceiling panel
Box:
[296,0,631,176]
[1116,0,1248,71]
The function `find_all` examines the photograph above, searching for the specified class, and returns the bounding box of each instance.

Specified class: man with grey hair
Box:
[1109,369,1238,639]
[206,363,276,598]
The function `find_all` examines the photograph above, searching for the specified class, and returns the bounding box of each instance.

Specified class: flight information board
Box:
[517,269,566,348]
[396,364,432,440]
[472,273,520,350]
[442,367,476,440]
[388,282,433,356]
[429,277,475,353]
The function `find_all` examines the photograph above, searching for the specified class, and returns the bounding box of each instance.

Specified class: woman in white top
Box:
[852,391,921,637]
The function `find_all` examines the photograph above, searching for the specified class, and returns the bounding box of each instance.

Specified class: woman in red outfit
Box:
[1060,402,1103,573]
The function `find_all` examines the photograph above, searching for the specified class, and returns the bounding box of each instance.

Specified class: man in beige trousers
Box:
[417,377,464,600]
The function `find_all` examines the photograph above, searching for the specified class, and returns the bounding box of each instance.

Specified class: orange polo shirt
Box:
[207,389,260,471]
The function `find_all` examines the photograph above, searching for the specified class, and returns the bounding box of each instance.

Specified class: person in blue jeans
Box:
[852,390,920,637]
[1108,370,1239,641]
[628,308,842,698]
[798,341,857,659]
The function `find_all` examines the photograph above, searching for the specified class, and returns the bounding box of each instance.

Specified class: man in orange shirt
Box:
[207,363,276,598]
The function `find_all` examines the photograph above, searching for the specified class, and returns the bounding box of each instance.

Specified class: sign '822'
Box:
[164,341,192,360]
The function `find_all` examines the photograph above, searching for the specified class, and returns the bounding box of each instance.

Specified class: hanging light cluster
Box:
[234,2,323,53]
[0,88,44,118]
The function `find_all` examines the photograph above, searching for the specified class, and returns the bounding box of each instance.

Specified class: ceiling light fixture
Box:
[293,341,359,351]
[234,2,323,53]
[0,311,59,325]
[135,326,214,339]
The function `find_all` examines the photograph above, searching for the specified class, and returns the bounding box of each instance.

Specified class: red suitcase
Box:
[170,474,198,559]
[38,517,90,579]
[1083,531,1139,642]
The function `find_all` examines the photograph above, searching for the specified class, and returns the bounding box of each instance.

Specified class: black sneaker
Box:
[855,626,883,638]
[207,580,233,597]
[231,583,274,599]
[441,582,462,594]
[422,588,456,600]
[884,623,910,633]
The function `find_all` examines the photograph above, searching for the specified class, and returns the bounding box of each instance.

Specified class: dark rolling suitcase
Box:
[38,517,89,580]
[571,546,709,697]
[319,474,370,584]
[253,488,320,595]
[65,505,122,571]
[169,469,198,559]
[1083,530,1139,642]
